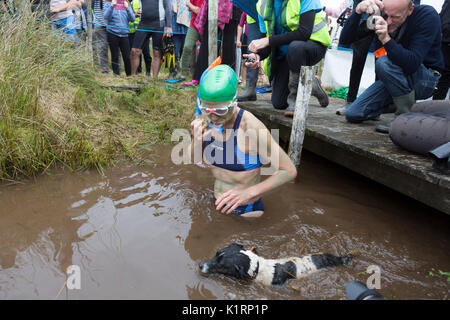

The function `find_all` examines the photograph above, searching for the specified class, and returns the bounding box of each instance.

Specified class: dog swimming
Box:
[199,243,354,286]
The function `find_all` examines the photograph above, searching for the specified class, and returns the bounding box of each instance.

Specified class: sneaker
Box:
[182,79,199,87]
[336,102,351,116]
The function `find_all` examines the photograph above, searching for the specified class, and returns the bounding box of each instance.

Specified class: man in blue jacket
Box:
[340,0,444,133]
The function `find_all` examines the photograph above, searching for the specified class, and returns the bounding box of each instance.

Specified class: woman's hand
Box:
[242,53,260,69]
[215,188,258,215]
[248,37,269,53]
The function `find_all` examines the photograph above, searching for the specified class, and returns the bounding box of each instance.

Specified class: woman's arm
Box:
[215,115,297,214]
[50,0,78,14]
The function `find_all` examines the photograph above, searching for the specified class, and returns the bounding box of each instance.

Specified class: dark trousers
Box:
[193,19,210,81]
[433,43,450,100]
[347,35,374,103]
[272,40,327,109]
[128,32,152,74]
[107,32,131,76]
[220,19,239,69]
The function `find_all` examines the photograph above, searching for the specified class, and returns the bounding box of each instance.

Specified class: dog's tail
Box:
[311,253,354,270]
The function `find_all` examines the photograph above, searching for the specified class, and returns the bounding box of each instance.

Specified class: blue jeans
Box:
[346,55,441,123]
[171,12,187,63]
[52,15,77,42]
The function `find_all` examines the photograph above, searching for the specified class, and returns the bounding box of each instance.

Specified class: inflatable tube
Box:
[389,100,450,155]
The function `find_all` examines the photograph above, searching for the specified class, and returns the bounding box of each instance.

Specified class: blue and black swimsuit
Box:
[204,109,265,215]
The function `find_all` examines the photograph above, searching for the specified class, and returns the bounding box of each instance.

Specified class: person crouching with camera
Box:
[340,0,444,133]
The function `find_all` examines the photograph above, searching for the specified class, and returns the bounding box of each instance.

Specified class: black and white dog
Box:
[199,243,354,286]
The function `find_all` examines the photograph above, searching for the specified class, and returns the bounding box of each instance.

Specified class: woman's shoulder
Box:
[240,108,268,133]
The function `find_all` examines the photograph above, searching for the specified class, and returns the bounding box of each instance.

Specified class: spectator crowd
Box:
[5,0,450,154]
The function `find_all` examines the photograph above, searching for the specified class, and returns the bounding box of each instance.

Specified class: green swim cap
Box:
[199,65,238,103]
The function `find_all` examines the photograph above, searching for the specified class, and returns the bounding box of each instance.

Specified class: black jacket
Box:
[441,0,450,43]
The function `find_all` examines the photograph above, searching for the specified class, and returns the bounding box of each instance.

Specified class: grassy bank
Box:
[0,8,196,181]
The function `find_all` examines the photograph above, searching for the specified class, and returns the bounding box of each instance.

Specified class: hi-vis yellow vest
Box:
[129,0,141,34]
[258,0,330,77]
[282,0,331,47]
[260,0,330,47]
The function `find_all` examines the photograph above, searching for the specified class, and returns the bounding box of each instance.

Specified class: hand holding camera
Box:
[242,53,260,69]
[356,0,384,15]
[357,0,391,44]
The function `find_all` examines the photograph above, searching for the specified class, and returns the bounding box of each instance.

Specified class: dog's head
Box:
[198,243,259,280]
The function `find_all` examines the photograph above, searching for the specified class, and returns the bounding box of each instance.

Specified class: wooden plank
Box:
[239,97,450,215]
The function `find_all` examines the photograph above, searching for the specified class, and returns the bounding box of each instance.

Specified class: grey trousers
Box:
[93,26,110,73]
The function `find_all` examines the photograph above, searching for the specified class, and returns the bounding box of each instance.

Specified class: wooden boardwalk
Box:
[239,92,450,215]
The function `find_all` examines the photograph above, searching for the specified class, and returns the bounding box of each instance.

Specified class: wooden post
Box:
[86,0,94,58]
[86,0,93,59]
[208,0,218,65]
[288,65,315,167]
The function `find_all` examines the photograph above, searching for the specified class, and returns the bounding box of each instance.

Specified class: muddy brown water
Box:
[0,145,449,300]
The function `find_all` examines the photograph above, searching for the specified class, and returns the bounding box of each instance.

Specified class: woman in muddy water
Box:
[189,65,297,218]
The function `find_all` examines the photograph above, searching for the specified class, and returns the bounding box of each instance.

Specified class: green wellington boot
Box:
[237,84,257,102]
[237,81,256,102]
[311,76,329,108]
[375,90,415,134]
[284,71,300,116]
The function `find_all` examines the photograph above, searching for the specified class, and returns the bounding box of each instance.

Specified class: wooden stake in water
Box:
[208,0,218,65]
[288,66,315,167]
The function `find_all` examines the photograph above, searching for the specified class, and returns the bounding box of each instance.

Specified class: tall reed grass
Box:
[0,4,109,180]
[0,3,197,182]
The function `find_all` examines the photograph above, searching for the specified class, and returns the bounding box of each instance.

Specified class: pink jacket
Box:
[193,0,233,34]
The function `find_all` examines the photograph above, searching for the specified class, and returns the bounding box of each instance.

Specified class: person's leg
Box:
[191,20,209,83]
[347,35,374,103]
[93,26,109,73]
[142,37,152,76]
[119,36,132,76]
[107,32,121,75]
[131,30,148,75]
[151,30,164,78]
[337,34,374,115]
[376,58,438,133]
[237,22,264,102]
[345,81,392,122]
[271,58,290,110]
[347,56,439,125]
[433,43,450,100]
[285,40,328,110]
[221,19,238,68]
[180,27,200,78]
[128,32,141,73]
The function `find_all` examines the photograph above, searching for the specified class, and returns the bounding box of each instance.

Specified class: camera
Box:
[244,57,256,63]
[345,281,384,300]
[366,7,387,30]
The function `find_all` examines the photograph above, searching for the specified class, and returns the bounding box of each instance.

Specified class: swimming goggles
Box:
[198,99,237,116]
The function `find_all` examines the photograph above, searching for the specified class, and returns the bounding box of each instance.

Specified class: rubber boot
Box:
[237,84,257,102]
[311,76,329,108]
[375,90,415,134]
[284,71,300,116]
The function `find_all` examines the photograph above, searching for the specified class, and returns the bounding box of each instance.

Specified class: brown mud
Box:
[0,145,449,299]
